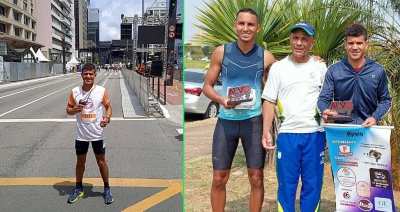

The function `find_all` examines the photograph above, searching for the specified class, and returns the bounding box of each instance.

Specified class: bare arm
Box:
[66,91,83,115]
[262,100,277,150]
[100,102,112,127]
[203,45,236,109]
[66,103,84,115]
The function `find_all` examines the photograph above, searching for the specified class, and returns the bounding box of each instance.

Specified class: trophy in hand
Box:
[227,84,253,105]
[327,100,353,121]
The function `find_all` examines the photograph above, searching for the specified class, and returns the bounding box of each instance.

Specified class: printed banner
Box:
[325,124,395,212]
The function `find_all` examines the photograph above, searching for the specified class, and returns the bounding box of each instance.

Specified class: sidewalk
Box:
[148,77,183,127]
[122,69,183,127]
[147,77,182,105]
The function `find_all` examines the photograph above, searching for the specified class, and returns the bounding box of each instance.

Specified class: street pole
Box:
[62,36,66,74]
[166,0,177,86]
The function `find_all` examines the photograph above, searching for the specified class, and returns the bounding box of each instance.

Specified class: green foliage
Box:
[201,46,215,57]
[185,45,203,60]
[184,59,209,69]
[193,0,294,58]
[193,0,368,64]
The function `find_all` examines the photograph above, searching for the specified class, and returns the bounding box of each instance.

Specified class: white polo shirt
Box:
[262,56,327,133]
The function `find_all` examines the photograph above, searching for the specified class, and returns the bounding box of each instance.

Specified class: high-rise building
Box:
[36,0,74,63]
[74,0,88,51]
[0,0,44,62]
[87,7,99,47]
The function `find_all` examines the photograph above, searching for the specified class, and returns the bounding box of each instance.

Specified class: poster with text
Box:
[325,124,395,212]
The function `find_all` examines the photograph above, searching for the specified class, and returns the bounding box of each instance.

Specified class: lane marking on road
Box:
[0,70,110,99]
[176,129,183,134]
[0,117,157,122]
[0,81,81,118]
[0,71,117,117]
[0,78,72,99]
[0,177,182,211]
[122,183,182,212]
[101,71,113,87]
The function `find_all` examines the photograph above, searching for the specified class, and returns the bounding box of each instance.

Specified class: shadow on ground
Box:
[53,181,103,199]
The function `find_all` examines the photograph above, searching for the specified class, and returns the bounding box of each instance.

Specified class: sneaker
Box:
[104,188,114,204]
[67,188,84,204]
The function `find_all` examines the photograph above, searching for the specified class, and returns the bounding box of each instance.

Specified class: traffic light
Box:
[171,0,176,7]
[176,23,182,39]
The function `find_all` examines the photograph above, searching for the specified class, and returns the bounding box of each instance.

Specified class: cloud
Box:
[92,0,154,41]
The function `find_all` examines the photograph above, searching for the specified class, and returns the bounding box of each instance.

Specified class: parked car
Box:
[200,57,210,62]
[184,69,222,119]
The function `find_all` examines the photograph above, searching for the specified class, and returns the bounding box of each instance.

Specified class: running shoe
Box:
[67,188,84,203]
[104,187,114,204]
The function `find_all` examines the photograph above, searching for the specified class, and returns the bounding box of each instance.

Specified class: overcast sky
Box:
[91,0,182,41]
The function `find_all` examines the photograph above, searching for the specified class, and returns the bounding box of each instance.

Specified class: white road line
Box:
[0,71,121,118]
[176,129,183,134]
[0,117,157,122]
[0,81,81,118]
[0,78,72,99]
[101,71,113,87]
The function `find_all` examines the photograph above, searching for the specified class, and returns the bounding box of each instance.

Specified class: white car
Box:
[200,57,210,62]
[184,69,222,119]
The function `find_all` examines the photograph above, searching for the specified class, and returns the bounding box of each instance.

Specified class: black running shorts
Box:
[212,115,266,170]
[75,140,106,155]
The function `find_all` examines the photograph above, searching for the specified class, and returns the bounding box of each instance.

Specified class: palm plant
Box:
[193,0,368,64]
[192,0,296,58]
[375,50,400,189]
[365,0,400,189]
[300,0,368,64]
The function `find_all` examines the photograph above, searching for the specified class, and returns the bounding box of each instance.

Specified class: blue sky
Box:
[184,0,207,43]
[91,0,182,41]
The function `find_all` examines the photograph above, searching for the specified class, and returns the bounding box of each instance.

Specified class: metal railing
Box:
[121,68,150,116]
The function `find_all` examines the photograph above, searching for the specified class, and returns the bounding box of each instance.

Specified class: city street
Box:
[0,70,182,211]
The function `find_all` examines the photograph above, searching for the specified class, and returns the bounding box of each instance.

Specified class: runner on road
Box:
[65,63,113,204]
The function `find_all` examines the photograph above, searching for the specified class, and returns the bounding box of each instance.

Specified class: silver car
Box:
[184,69,222,119]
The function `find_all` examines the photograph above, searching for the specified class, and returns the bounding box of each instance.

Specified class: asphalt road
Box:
[0,71,182,212]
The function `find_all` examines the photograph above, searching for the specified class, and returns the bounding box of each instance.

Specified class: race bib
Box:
[81,109,97,123]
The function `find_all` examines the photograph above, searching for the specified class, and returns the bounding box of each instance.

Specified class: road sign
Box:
[168,32,175,38]
[168,25,175,31]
